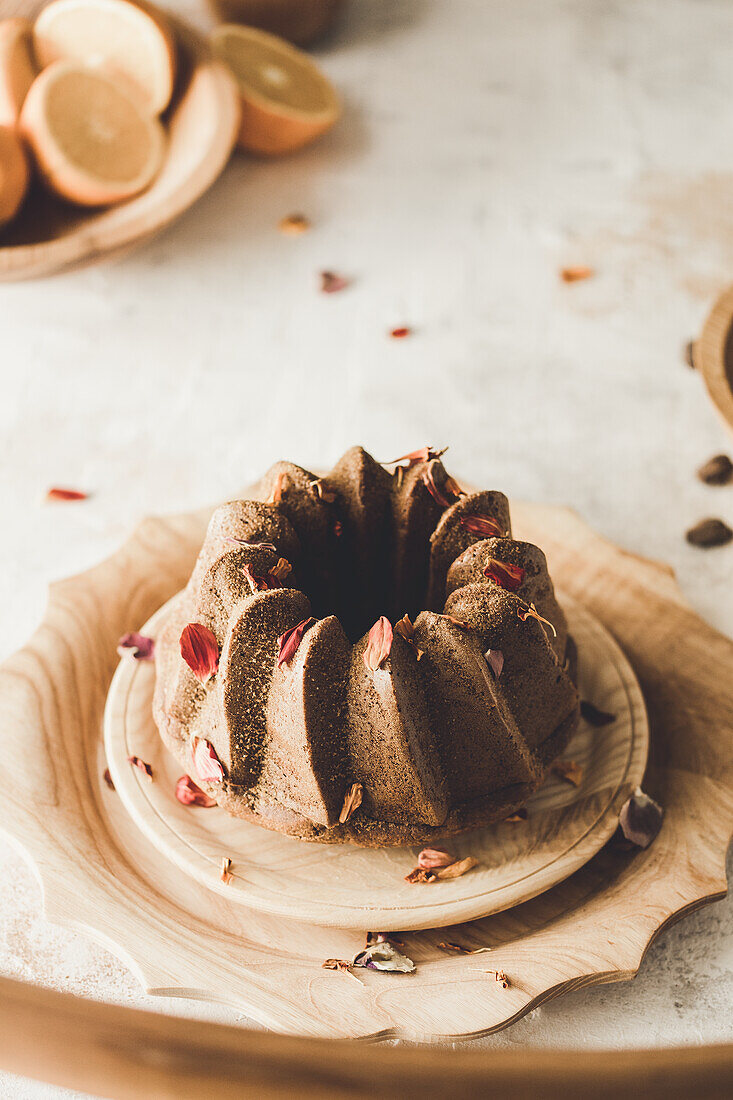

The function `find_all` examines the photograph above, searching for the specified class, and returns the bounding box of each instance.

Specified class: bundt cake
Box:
[153,446,580,846]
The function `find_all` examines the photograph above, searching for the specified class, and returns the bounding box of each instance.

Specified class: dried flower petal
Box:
[320,270,349,294]
[363,616,393,672]
[277,617,316,667]
[103,767,115,791]
[459,514,505,538]
[685,518,733,548]
[517,602,557,637]
[697,454,733,486]
[220,857,233,884]
[417,847,454,870]
[438,942,492,955]
[619,787,663,848]
[117,632,155,661]
[405,867,437,883]
[127,756,153,781]
[180,623,219,681]
[266,472,288,505]
[483,558,526,592]
[484,649,504,679]
[580,700,616,726]
[269,557,292,584]
[226,538,277,552]
[339,782,363,824]
[365,931,404,948]
[308,478,337,503]
[421,463,462,508]
[279,213,310,235]
[561,265,594,283]
[383,447,448,468]
[322,958,352,972]
[175,775,217,808]
[394,614,424,660]
[552,759,584,787]
[352,942,415,973]
[46,487,88,502]
[192,737,225,783]
[333,519,343,537]
[445,616,474,632]
[434,855,478,880]
[390,326,411,339]
[503,808,528,823]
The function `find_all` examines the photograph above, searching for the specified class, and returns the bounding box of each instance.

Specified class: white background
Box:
[1,1,732,1095]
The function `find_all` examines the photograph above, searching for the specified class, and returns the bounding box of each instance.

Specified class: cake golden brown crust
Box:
[153,446,580,846]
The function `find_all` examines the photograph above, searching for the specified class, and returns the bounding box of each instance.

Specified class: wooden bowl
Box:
[693,284,733,437]
[0,12,240,281]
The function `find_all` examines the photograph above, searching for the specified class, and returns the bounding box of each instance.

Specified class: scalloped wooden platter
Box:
[694,283,733,436]
[0,7,240,282]
[0,493,731,1040]
[105,593,648,930]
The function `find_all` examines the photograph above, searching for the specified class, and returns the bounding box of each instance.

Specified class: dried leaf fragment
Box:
[175,775,217,808]
[438,942,492,955]
[364,616,393,672]
[117,632,155,661]
[279,213,310,235]
[103,767,115,791]
[484,648,504,679]
[686,517,733,548]
[434,855,478,880]
[405,867,437,883]
[277,617,316,666]
[697,454,733,486]
[220,857,233,885]
[484,558,525,592]
[394,614,424,660]
[560,265,594,283]
[619,787,663,849]
[460,514,505,538]
[320,270,350,294]
[517,602,557,637]
[46,487,88,502]
[580,700,616,726]
[322,958,351,972]
[192,737,225,783]
[552,759,584,787]
[269,557,293,584]
[180,623,219,681]
[352,941,415,973]
[308,478,337,503]
[339,782,363,824]
[127,756,153,782]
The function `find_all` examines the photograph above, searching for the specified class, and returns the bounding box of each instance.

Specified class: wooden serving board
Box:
[694,284,733,437]
[105,594,648,930]
[0,496,731,1040]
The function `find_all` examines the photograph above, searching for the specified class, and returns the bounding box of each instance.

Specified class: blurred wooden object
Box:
[695,284,733,438]
[207,0,343,45]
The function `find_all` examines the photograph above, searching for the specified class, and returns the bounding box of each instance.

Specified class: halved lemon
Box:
[0,18,37,127]
[34,0,177,116]
[0,124,29,227]
[210,23,340,155]
[20,61,165,207]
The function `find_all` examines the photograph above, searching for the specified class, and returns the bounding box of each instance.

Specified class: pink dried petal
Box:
[484,649,504,679]
[180,624,219,681]
[417,847,454,870]
[483,558,525,592]
[460,515,505,538]
[192,738,225,783]
[421,462,463,508]
[117,632,155,661]
[320,271,350,293]
[339,782,363,824]
[383,446,447,468]
[363,616,393,672]
[390,326,412,339]
[277,617,316,667]
[103,768,115,791]
[394,614,424,660]
[128,756,153,781]
[619,787,663,849]
[46,487,88,502]
[175,775,217,808]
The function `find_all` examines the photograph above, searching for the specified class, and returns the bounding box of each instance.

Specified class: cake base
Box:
[104,593,647,931]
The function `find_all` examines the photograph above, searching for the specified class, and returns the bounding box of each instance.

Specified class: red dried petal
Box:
[363,616,393,672]
[459,515,505,538]
[277,617,316,666]
[561,265,594,283]
[333,519,343,537]
[384,446,447,467]
[192,737,225,783]
[103,767,115,791]
[421,462,464,508]
[417,847,454,870]
[445,615,474,631]
[339,782,363,824]
[320,270,350,293]
[127,756,153,781]
[180,623,219,681]
[483,558,526,592]
[390,326,411,338]
[175,775,217,808]
[46,487,88,502]
[117,632,155,661]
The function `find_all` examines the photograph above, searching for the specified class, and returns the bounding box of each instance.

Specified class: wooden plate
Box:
[0,497,730,1040]
[694,284,733,436]
[104,594,648,931]
[0,9,240,281]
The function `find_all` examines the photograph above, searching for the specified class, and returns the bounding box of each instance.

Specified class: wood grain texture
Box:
[0,496,731,1043]
[0,6,240,281]
[696,284,733,437]
[105,593,648,930]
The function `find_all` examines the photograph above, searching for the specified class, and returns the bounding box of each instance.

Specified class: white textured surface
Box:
[1,0,732,1093]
